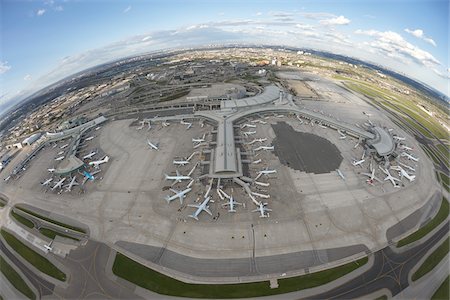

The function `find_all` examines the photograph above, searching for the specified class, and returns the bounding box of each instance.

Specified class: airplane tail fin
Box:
[165,196,171,203]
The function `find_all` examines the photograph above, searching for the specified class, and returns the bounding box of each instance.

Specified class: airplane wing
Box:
[251,208,260,212]
[187,204,200,208]
[169,188,178,194]
[203,207,212,216]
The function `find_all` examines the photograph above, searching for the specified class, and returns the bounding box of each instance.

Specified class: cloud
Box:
[36,9,46,16]
[320,15,350,26]
[24,74,32,81]
[432,69,450,79]
[141,36,152,42]
[404,28,436,47]
[123,6,131,13]
[301,12,335,20]
[269,11,293,18]
[355,29,440,67]
[0,61,11,74]
[255,12,262,16]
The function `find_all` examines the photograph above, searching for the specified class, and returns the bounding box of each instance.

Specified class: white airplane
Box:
[336,169,345,180]
[44,239,54,251]
[362,111,372,117]
[48,168,56,173]
[84,136,95,141]
[337,130,346,140]
[57,151,65,155]
[222,196,243,212]
[41,178,53,186]
[83,150,97,160]
[52,144,58,149]
[255,168,276,180]
[393,135,406,141]
[162,121,170,127]
[352,159,365,167]
[254,145,274,151]
[165,188,192,204]
[379,167,401,188]
[193,142,207,149]
[247,138,268,145]
[147,122,152,131]
[65,176,79,192]
[165,170,191,185]
[137,120,145,130]
[60,144,69,149]
[95,126,102,131]
[252,159,262,164]
[181,120,192,130]
[399,162,416,172]
[251,191,270,199]
[89,156,110,169]
[399,144,413,151]
[296,115,304,124]
[241,123,257,129]
[188,196,212,220]
[41,177,53,186]
[52,177,66,191]
[55,156,65,161]
[361,168,381,185]
[254,181,270,187]
[173,159,189,166]
[391,166,416,182]
[243,131,256,137]
[252,202,272,218]
[147,139,159,150]
[4,176,11,182]
[401,152,419,162]
[192,133,206,144]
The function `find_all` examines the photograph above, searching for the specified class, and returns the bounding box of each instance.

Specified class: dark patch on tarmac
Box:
[272,122,343,174]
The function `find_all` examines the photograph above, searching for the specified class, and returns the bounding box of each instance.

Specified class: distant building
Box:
[22,133,42,146]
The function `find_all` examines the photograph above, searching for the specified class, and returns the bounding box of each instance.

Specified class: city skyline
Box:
[1,0,448,113]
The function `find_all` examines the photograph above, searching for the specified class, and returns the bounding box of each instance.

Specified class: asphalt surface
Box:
[307,220,450,299]
[0,238,55,297]
[272,122,343,174]
[116,240,366,277]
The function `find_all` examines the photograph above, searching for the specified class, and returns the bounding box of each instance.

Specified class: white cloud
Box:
[0,61,11,74]
[54,5,63,12]
[141,36,151,42]
[24,74,32,81]
[404,28,436,46]
[432,69,450,79]
[320,15,350,26]
[256,12,262,16]
[355,29,440,67]
[36,9,46,16]
[123,6,131,13]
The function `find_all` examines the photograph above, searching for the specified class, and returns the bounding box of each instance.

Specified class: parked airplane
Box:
[193,142,207,149]
[65,176,79,192]
[252,202,272,218]
[251,191,270,199]
[296,115,304,124]
[181,120,192,130]
[254,181,270,187]
[361,168,381,185]
[399,144,413,151]
[247,138,268,145]
[41,178,53,186]
[48,168,56,173]
[241,123,257,129]
[165,188,192,204]
[85,136,95,141]
[162,121,170,127]
[83,150,97,160]
[192,133,206,144]
[254,145,274,151]
[95,126,102,131]
[255,168,276,180]
[60,144,69,149]
[52,178,67,191]
[401,152,419,162]
[252,159,262,164]
[399,162,415,172]
[81,169,101,185]
[336,169,345,180]
[55,156,65,161]
[44,239,54,251]
[379,167,401,188]
[165,170,191,185]
[337,130,347,140]
[362,111,372,117]
[243,131,256,137]
[391,166,416,182]
[352,159,365,167]
[393,135,406,141]
[188,196,212,220]
[147,139,159,150]
[57,151,65,155]
[89,156,110,169]
[222,196,243,212]
[173,159,189,166]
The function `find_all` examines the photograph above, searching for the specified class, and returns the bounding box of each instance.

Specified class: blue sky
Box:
[1,0,449,113]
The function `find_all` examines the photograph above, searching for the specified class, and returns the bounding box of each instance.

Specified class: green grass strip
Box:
[1,229,66,281]
[397,197,449,247]
[432,275,449,300]
[0,255,36,299]
[113,252,367,298]
[11,210,34,229]
[15,206,86,234]
[412,237,449,281]
[39,228,79,241]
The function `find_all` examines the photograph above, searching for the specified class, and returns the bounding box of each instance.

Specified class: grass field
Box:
[0,255,36,299]
[397,197,449,247]
[1,229,66,281]
[15,206,86,233]
[39,228,79,241]
[113,252,368,298]
[432,276,449,300]
[11,210,34,229]
[435,144,449,157]
[412,237,449,281]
